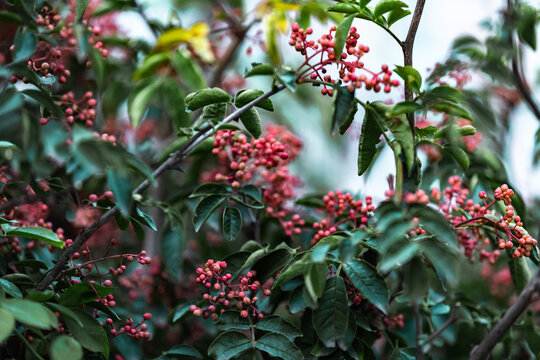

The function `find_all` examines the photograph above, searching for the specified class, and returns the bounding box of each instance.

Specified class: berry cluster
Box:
[105,313,152,340]
[289,23,400,96]
[312,191,375,244]
[430,178,536,261]
[212,129,292,187]
[205,126,303,238]
[9,5,108,86]
[43,91,98,128]
[384,313,405,331]
[190,259,271,320]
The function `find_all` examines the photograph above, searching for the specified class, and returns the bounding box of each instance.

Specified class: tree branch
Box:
[470,267,540,359]
[208,0,255,87]
[37,84,286,291]
[511,46,540,121]
[421,307,458,348]
[402,0,426,108]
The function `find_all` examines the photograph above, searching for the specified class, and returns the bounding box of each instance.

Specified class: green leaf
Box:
[387,7,411,27]
[134,207,157,231]
[193,195,226,232]
[343,259,388,313]
[168,302,194,325]
[443,145,469,171]
[379,242,420,273]
[254,315,302,341]
[273,257,307,289]
[162,344,203,359]
[133,52,170,81]
[517,4,537,50]
[201,103,227,126]
[0,308,14,342]
[58,283,113,307]
[419,238,459,288]
[358,106,384,175]
[190,183,232,198]
[404,256,428,299]
[458,125,476,136]
[13,28,36,63]
[222,206,242,241]
[430,102,472,120]
[0,11,22,24]
[51,335,83,360]
[215,311,251,331]
[332,86,358,135]
[46,303,84,327]
[312,244,330,263]
[127,78,162,127]
[305,262,328,300]
[240,107,261,138]
[244,63,275,77]
[394,65,422,94]
[256,333,304,360]
[383,111,414,172]
[412,205,457,248]
[1,299,58,329]
[107,169,132,216]
[22,89,63,118]
[186,88,230,111]
[171,49,206,90]
[208,331,252,360]
[5,226,63,248]
[161,79,190,130]
[252,247,294,282]
[334,15,355,61]
[373,0,407,19]
[75,0,90,20]
[0,141,18,150]
[327,3,362,14]
[390,101,421,116]
[266,13,281,65]
[508,256,531,293]
[64,309,109,357]
[312,276,349,347]
[235,89,274,111]
[424,85,464,104]
[0,279,22,298]
[277,70,297,92]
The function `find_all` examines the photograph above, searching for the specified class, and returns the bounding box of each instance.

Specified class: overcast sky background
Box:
[117,0,540,201]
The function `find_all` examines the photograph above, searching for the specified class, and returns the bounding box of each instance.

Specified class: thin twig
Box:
[36,84,286,291]
[402,0,427,127]
[470,267,540,359]
[421,307,458,348]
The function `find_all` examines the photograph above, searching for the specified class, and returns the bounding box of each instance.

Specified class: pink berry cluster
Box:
[211,129,292,188]
[312,191,375,244]
[42,91,98,128]
[289,23,400,96]
[384,313,405,331]
[205,126,303,238]
[105,313,152,340]
[86,191,115,205]
[428,59,471,90]
[9,5,108,86]
[190,259,271,320]
[429,178,536,261]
